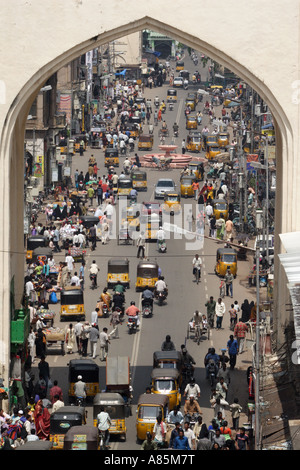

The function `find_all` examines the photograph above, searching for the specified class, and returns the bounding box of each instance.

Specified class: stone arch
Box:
[0,12,294,391]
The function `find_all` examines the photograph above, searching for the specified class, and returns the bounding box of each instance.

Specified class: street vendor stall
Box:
[43,327,65,355]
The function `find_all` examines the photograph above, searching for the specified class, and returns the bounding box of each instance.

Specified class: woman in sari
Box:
[33,400,50,440]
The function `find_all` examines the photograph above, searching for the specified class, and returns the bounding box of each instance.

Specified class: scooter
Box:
[142,299,153,318]
[127,316,138,334]
[207,361,217,389]
[102,303,109,318]
[155,289,168,306]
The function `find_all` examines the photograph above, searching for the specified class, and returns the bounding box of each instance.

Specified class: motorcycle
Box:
[158,239,167,253]
[169,102,174,111]
[127,316,138,334]
[154,98,160,108]
[129,141,134,152]
[90,273,97,289]
[180,363,194,393]
[207,360,217,389]
[155,288,168,306]
[102,303,109,318]
[142,299,153,318]
[173,127,179,137]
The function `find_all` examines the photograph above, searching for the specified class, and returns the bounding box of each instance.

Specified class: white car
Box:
[154,178,176,199]
[173,77,183,87]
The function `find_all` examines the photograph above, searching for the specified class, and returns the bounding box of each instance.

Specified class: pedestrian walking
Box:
[99,327,110,361]
[65,323,76,354]
[182,139,186,154]
[89,324,100,359]
[80,321,91,357]
[228,304,237,330]
[224,267,234,298]
[229,398,242,431]
[136,231,146,259]
[74,320,83,354]
[205,296,216,328]
[234,319,248,354]
[215,297,226,330]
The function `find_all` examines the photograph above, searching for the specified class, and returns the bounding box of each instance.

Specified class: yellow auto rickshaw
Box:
[125,123,139,140]
[180,175,196,198]
[107,258,130,289]
[60,286,85,321]
[26,235,48,262]
[185,98,195,111]
[131,169,147,191]
[93,393,127,441]
[176,61,184,71]
[151,368,181,411]
[138,134,153,151]
[117,177,132,198]
[162,192,181,216]
[74,135,87,152]
[68,359,100,401]
[186,132,203,153]
[167,88,177,103]
[136,260,159,292]
[105,147,119,167]
[212,199,229,220]
[129,116,142,133]
[136,393,169,442]
[206,143,221,160]
[188,162,204,181]
[187,92,198,105]
[140,212,162,240]
[215,247,238,277]
[217,132,229,148]
[186,115,198,130]
[50,406,86,450]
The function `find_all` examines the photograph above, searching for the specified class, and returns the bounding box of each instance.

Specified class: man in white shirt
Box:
[70,271,81,287]
[97,406,112,449]
[155,276,167,293]
[65,253,74,273]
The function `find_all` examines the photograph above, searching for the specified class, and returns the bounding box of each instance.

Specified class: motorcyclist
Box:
[161,334,176,351]
[183,377,201,400]
[173,122,179,136]
[123,157,131,174]
[154,96,160,107]
[156,226,166,250]
[74,375,87,403]
[89,260,99,287]
[192,254,202,281]
[126,301,140,329]
[154,276,168,297]
[204,347,220,379]
[130,188,138,202]
[161,120,167,130]
[142,288,154,308]
[97,405,112,450]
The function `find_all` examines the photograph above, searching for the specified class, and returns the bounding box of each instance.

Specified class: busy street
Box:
[5,47,275,451]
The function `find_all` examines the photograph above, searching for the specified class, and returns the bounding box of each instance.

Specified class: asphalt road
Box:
[31,52,256,450]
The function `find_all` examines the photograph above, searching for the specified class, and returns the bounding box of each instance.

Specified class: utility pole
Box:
[255,244,261,450]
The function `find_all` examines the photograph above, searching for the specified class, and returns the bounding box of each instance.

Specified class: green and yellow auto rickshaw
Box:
[93,393,127,441]
[131,169,147,191]
[50,406,86,450]
[117,177,132,198]
[60,286,85,321]
[105,148,119,167]
[68,359,100,401]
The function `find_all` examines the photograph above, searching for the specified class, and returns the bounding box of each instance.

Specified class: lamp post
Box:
[255,243,261,450]
[250,159,269,265]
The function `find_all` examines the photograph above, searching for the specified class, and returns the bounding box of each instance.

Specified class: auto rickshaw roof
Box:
[63,425,98,442]
[106,356,130,386]
[151,368,180,380]
[189,161,202,167]
[80,215,100,223]
[118,177,132,184]
[164,192,179,198]
[27,235,47,242]
[167,88,177,94]
[139,134,153,141]
[213,199,228,205]
[186,115,197,120]
[153,350,182,362]
[50,406,86,419]
[15,441,53,450]
[108,258,129,267]
[137,261,159,269]
[131,169,147,176]
[33,247,52,257]
[181,175,196,182]
[93,392,126,406]
[61,286,83,294]
[69,359,99,371]
[217,247,237,255]
[137,393,169,407]
[105,147,119,155]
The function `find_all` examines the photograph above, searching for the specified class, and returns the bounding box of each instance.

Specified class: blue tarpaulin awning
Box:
[115,69,127,76]
[144,48,161,57]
